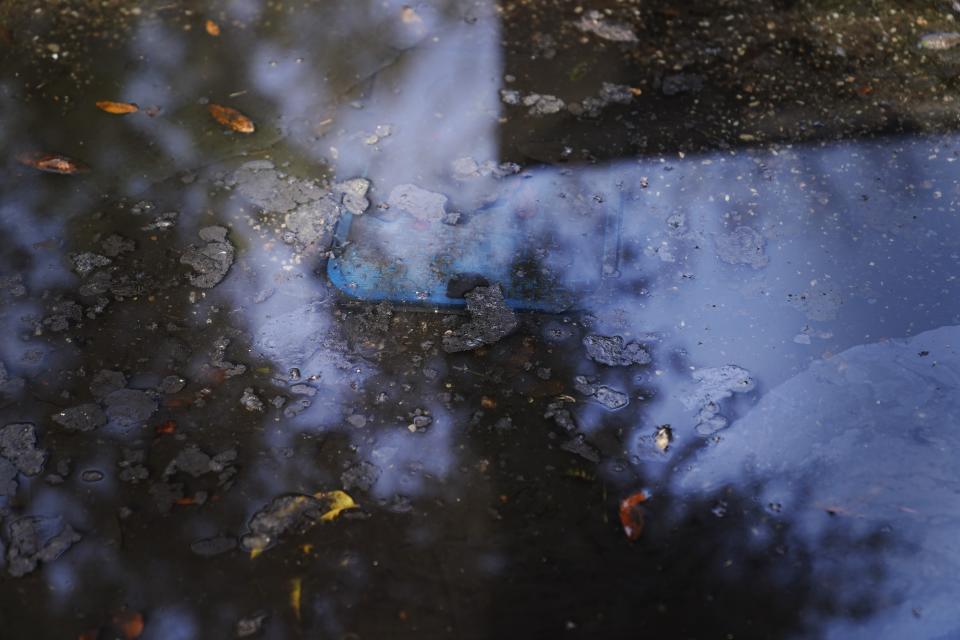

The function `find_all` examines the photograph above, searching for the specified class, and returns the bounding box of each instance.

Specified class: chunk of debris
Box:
[919,32,960,50]
[679,365,756,436]
[442,284,517,353]
[70,252,111,277]
[561,434,600,463]
[164,444,213,478]
[0,423,46,475]
[544,400,577,432]
[582,335,651,367]
[576,10,637,43]
[283,194,342,251]
[51,403,107,432]
[228,161,325,213]
[6,516,81,577]
[236,612,269,638]
[241,491,357,554]
[523,93,565,116]
[387,183,448,222]
[180,226,235,288]
[103,389,158,427]
[240,387,264,412]
[340,461,381,492]
[333,178,371,215]
[574,376,629,410]
[715,226,768,269]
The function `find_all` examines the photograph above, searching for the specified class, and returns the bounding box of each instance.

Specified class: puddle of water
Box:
[1,0,960,638]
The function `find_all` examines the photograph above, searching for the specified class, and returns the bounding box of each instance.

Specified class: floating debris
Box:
[919,32,960,50]
[387,183,448,222]
[208,103,255,133]
[574,376,629,410]
[96,100,138,114]
[205,19,221,36]
[180,226,235,289]
[619,491,649,540]
[240,387,264,412]
[522,93,565,116]
[576,10,637,43]
[679,365,756,436]
[340,461,381,492]
[333,177,371,215]
[582,335,651,367]
[52,404,106,432]
[16,151,88,174]
[242,491,357,556]
[0,423,46,475]
[6,516,81,577]
[561,434,600,463]
[442,284,517,353]
[103,389,158,428]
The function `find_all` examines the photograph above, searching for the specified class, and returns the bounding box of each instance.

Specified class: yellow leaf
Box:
[96,100,139,114]
[249,548,263,560]
[315,490,357,521]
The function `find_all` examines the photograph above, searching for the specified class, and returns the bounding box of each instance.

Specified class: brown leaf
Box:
[208,103,255,133]
[16,151,88,175]
[205,19,221,36]
[96,100,139,114]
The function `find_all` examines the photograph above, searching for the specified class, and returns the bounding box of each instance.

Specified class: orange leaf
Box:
[16,151,88,174]
[619,490,650,541]
[112,611,144,640]
[208,103,255,133]
[96,100,139,114]
[205,19,220,36]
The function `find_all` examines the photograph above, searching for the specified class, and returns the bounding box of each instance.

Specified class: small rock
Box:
[387,183,448,222]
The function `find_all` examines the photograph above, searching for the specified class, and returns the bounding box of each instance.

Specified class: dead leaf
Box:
[16,151,88,175]
[619,490,650,540]
[290,578,302,621]
[112,611,144,640]
[96,100,139,114]
[316,490,356,521]
[205,19,220,36]
[208,103,255,133]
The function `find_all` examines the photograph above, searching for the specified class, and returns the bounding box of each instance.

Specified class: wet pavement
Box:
[2,0,960,638]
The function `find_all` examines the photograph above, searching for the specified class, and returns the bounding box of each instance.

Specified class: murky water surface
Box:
[2,0,960,638]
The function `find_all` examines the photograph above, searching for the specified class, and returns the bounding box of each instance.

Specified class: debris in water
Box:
[576,10,637,43]
[90,369,127,397]
[6,515,81,577]
[0,423,46,475]
[582,335,651,367]
[442,284,517,352]
[208,104,255,133]
[655,425,673,452]
[236,612,268,637]
[387,183,448,222]
[96,100,139,114]
[561,434,600,463]
[242,490,357,556]
[181,226,235,289]
[919,32,960,50]
[52,404,106,432]
[522,93,565,116]
[679,365,756,436]
[70,252,111,276]
[574,376,628,410]
[205,19,221,36]
[103,389,158,428]
[240,387,264,412]
[341,461,381,492]
[16,151,88,174]
[619,491,649,540]
[333,178,371,215]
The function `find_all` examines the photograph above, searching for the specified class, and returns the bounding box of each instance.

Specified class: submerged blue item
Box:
[327,171,625,312]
